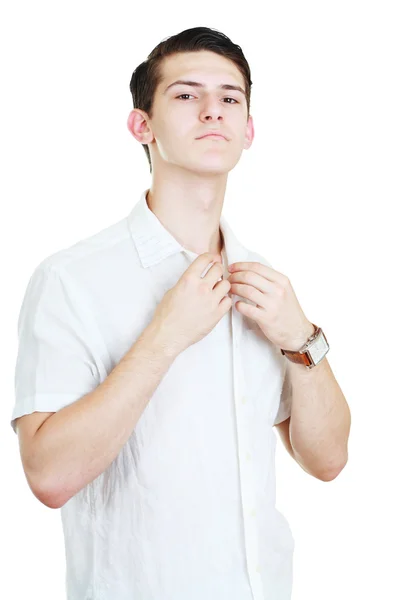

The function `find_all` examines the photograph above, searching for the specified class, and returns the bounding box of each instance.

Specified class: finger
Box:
[229,270,275,294]
[229,262,283,284]
[213,278,232,302]
[230,283,266,307]
[203,261,225,286]
[190,253,221,278]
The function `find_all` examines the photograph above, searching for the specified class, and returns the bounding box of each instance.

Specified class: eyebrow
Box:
[163,80,246,97]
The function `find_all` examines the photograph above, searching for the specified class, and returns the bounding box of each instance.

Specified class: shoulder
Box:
[29,215,142,290]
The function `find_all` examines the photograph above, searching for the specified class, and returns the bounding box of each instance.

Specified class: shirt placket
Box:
[231,304,264,600]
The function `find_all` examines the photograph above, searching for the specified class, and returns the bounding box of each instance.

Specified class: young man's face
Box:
[130,50,254,175]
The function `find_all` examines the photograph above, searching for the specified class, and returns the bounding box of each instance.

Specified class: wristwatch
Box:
[280,323,329,369]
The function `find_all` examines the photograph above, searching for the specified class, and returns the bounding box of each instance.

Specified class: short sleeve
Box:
[273,362,292,426]
[11,263,100,434]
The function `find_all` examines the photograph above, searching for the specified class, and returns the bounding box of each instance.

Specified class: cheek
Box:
[159,115,192,146]
[154,122,187,160]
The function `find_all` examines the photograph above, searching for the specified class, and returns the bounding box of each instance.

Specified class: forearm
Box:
[28,322,179,508]
[287,355,351,480]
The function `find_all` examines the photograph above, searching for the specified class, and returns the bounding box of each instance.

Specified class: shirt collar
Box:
[127,189,250,268]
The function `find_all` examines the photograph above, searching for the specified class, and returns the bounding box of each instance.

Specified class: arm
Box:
[23,321,179,509]
[226,259,351,481]
[281,326,351,481]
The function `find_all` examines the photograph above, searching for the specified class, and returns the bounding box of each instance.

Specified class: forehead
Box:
[160,50,245,89]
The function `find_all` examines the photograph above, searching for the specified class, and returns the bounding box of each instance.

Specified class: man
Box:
[11,26,351,600]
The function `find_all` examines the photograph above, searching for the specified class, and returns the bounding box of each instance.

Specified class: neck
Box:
[146,171,227,257]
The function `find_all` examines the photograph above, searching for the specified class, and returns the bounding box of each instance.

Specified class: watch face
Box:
[308,332,329,365]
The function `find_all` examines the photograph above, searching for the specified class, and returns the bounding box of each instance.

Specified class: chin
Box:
[189,165,231,176]
[183,156,239,175]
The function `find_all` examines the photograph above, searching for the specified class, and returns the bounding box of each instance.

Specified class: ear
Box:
[126,109,154,144]
[243,114,255,150]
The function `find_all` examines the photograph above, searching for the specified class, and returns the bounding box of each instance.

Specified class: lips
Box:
[198,133,227,140]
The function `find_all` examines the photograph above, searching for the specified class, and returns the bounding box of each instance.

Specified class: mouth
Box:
[198,134,227,140]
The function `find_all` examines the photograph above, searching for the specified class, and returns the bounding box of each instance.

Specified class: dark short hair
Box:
[129,26,253,173]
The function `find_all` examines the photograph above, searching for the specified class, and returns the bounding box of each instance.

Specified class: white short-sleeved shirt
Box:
[11,189,294,600]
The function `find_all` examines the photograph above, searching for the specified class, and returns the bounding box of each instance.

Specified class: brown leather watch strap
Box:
[280,323,320,367]
[280,349,313,367]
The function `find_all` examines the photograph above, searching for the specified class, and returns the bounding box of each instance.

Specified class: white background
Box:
[1,1,399,598]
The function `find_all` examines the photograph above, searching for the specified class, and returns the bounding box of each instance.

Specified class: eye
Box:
[176,94,239,104]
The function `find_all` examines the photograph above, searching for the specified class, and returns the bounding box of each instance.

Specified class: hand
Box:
[227,261,314,351]
[150,253,232,355]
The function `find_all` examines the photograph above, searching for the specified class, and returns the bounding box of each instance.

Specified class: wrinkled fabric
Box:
[12,189,295,599]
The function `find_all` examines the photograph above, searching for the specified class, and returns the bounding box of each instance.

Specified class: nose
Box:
[199,97,224,123]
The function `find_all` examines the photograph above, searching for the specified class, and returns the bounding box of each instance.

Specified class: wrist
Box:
[283,321,315,352]
[141,320,183,360]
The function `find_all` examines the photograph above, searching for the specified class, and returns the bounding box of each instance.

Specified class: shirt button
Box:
[250,508,256,517]
[255,565,261,573]
[241,395,247,404]
[245,451,251,462]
